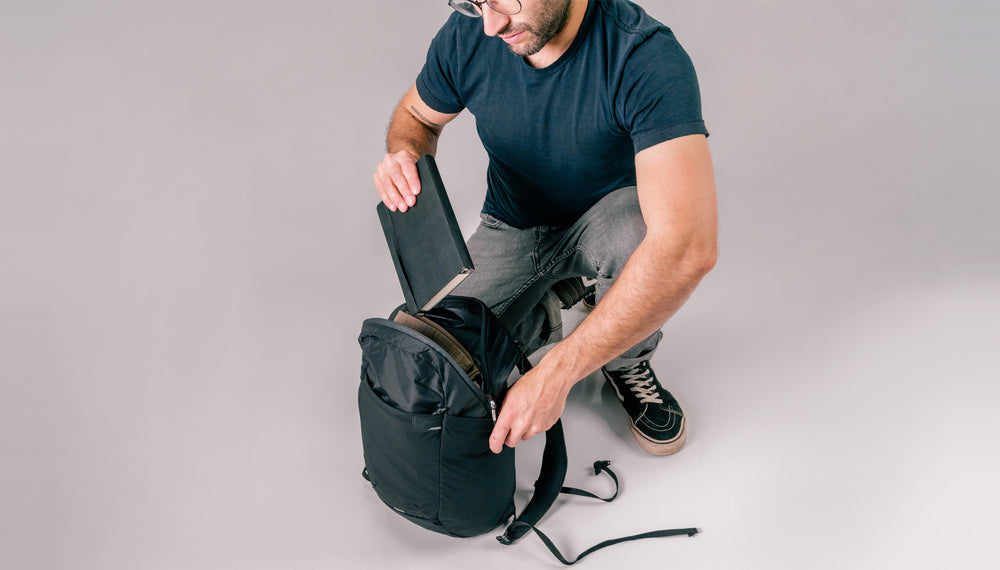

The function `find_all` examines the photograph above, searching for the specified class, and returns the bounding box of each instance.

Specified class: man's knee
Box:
[583,187,646,277]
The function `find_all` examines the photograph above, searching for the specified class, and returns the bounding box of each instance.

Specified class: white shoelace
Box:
[620,368,663,405]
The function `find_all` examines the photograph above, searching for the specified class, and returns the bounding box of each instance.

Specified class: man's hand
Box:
[374,150,421,212]
[488,362,573,454]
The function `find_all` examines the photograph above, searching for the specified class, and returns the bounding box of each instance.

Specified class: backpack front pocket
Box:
[358,379,443,523]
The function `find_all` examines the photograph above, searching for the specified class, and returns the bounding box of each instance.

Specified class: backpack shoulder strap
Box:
[498,418,568,544]
[392,310,482,386]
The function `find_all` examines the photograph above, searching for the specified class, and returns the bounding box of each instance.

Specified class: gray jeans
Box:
[453,186,661,372]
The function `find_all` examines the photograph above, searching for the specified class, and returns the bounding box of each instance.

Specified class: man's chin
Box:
[506,38,544,57]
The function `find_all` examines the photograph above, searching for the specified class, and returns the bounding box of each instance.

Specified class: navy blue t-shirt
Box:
[416,0,708,229]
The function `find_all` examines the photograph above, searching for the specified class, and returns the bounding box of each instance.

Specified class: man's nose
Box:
[481,8,510,37]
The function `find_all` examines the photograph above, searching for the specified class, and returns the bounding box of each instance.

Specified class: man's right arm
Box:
[373,84,460,212]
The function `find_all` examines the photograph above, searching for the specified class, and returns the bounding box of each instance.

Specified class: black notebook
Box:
[377,155,474,314]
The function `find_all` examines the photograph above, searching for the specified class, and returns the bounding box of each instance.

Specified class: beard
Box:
[499,0,574,57]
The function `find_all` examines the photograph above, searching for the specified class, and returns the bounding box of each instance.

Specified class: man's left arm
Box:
[488,134,718,453]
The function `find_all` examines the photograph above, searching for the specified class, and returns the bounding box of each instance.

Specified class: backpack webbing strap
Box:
[392,310,483,386]
[503,522,699,566]
[497,439,699,564]
[560,460,619,503]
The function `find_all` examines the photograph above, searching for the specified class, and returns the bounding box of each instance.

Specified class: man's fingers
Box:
[490,412,516,454]
[495,418,540,452]
[374,164,403,211]
[505,430,523,449]
[373,170,396,212]
[389,168,415,210]
[400,160,421,196]
[373,153,422,212]
[489,425,508,454]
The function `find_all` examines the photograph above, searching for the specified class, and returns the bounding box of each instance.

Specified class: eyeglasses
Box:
[448,0,523,18]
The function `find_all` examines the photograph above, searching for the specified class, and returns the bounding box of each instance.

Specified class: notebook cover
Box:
[376,155,474,314]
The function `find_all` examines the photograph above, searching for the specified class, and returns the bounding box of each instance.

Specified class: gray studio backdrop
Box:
[1,1,995,569]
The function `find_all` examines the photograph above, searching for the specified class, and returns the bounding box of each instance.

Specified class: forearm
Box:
[386,104,441,158]
[538,237,714,387]
[541,134,719,384]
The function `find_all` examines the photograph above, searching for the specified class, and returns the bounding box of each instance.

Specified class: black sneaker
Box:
[550,277,596,310]
[603,361,687,455]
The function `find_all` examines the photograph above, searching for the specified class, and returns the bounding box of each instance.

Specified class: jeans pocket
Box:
[479,212,508,230]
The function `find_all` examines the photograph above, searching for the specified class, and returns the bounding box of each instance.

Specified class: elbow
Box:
[644,228,717,280]
[700,241,718,275]
[689,246,717,279]
[689,223,718,277]
[674,239,717,281]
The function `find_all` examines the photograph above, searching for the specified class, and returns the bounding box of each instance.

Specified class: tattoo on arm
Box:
[409,106,442,129]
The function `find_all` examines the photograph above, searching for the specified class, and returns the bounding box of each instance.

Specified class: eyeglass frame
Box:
[448,0,523,18]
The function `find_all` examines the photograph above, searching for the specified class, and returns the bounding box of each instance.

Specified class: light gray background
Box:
[1,1,996,568]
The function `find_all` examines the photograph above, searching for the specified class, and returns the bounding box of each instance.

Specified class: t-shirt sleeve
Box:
[415,15,467,115]
[619,32,709,154]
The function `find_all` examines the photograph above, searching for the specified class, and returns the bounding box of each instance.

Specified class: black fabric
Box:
[358,296,523,537]
[358,377,516,536]
[401,296,525,391]
[359,318,487,417]
[499,419,568,544]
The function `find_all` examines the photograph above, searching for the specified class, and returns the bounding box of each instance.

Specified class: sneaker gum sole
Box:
[629,416,687,456]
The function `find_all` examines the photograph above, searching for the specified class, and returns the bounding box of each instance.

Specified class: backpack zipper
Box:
[487,393,498,423]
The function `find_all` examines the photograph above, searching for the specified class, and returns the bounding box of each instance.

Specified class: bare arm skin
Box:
[373,84,459,212]
[488,134,718,453]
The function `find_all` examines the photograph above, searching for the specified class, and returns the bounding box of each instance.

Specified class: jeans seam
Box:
[494,227,546,316]
[538,244,600,280]
[495,272,545,316]
[531,226,545,275]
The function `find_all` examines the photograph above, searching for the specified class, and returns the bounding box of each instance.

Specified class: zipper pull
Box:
[487,394,498,423]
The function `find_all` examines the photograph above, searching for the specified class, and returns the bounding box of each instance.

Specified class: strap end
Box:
[498,520,530,545]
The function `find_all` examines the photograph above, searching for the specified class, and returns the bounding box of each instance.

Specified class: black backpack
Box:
[357,296,698,564]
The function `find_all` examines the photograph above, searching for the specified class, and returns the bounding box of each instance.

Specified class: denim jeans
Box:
[452,186,661,372]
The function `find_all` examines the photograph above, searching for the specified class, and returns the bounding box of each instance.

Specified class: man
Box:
[372,0,717,457]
